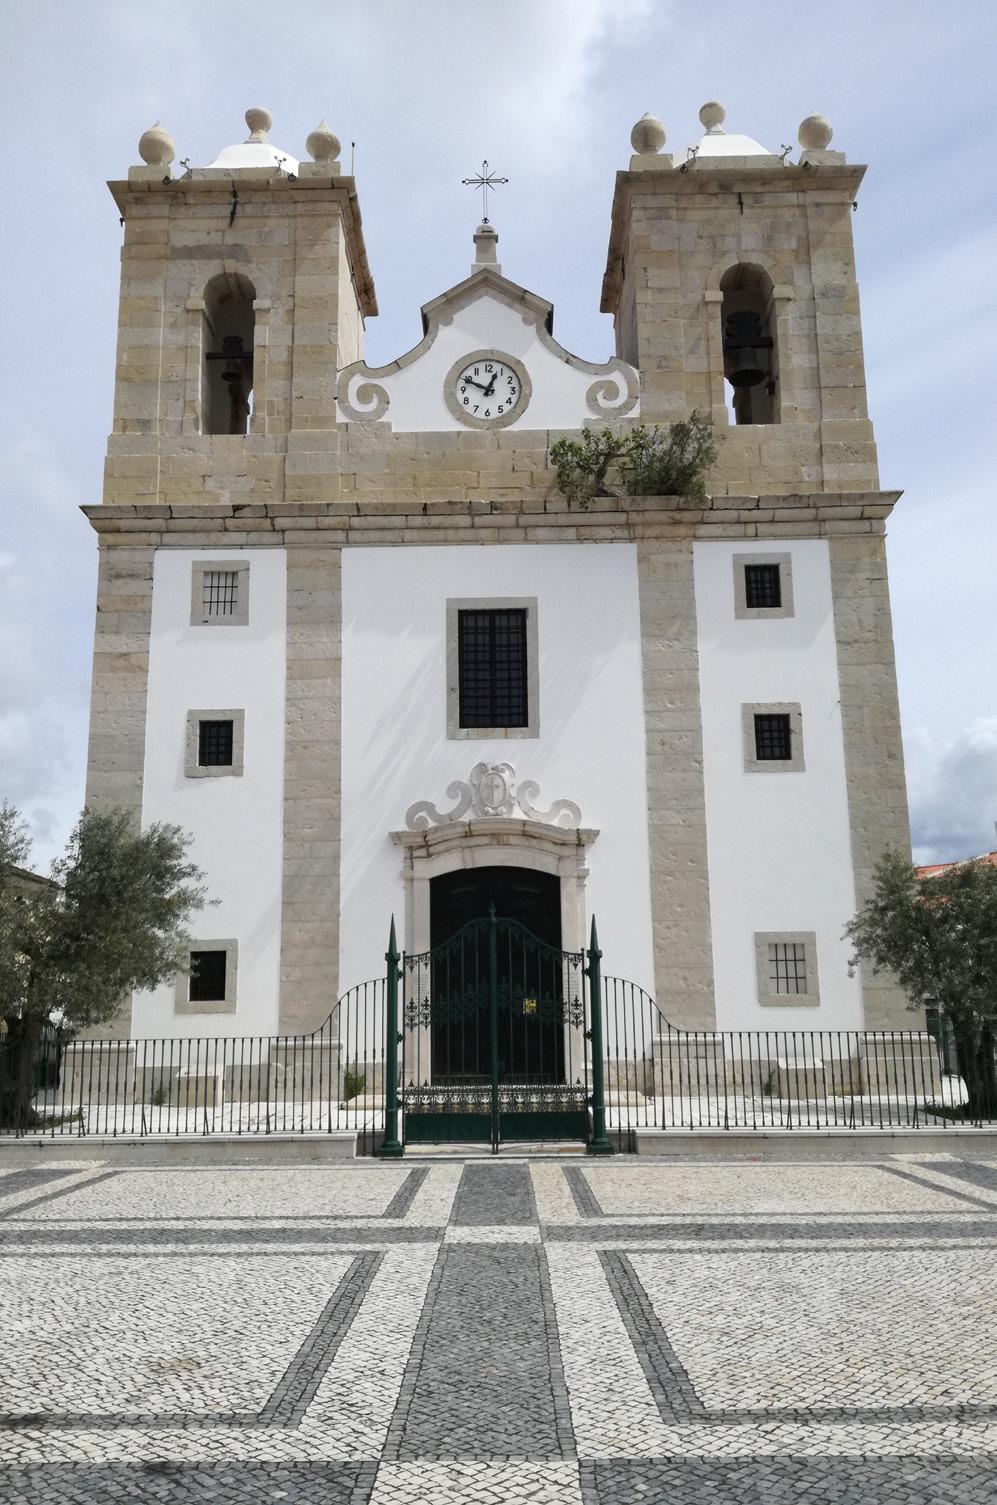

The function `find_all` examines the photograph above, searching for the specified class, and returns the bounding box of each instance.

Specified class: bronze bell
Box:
[728,348,766,388]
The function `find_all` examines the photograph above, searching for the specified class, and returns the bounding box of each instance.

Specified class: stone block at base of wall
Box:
[647,1031,943,1103]
[858,1034,942,1097]
[64,1042,136,1105]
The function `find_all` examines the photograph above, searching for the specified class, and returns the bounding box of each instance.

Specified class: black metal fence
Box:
[1,946,992,1148]
[599,975,995,1147]
[0,979,387,1154]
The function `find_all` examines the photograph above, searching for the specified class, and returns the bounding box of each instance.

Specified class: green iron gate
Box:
[378,909,612,1155]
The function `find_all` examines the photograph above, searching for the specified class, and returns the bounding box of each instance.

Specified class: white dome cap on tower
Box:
[692,101,771,158]
[206,108,299,173]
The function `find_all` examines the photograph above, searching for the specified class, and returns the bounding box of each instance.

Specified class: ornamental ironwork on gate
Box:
[378,908,612,1155]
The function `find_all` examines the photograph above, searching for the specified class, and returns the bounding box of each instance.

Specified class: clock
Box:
[444,350,531,429]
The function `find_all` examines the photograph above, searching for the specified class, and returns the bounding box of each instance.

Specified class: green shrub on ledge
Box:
[549,413,716,508]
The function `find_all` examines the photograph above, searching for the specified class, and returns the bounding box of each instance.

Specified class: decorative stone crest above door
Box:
[405,762,582,830]
[393,763,596,955]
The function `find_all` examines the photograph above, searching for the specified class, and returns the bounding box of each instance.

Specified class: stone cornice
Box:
[82,491,902,547]
[107,175,377,318]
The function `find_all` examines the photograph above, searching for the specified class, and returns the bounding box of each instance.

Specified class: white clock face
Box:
[454,357,522,422]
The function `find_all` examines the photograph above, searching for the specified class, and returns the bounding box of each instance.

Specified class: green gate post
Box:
[585,917,614,1155]
[377,917,404,1158]
[488,904,500,1155]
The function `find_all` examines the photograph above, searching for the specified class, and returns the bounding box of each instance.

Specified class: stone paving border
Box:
[877,1162,997,1210]
[578,1456,997,1504]
[0,1170,120,1219]
[599,1249,997,1426]
[915,1159,997,1195]
[450,1162,537,1225]
[0,1224,444,1249]
[1,1156,995,1504]
[0,1252,383,1433]
[548,1216,996,1243]
[599,1251,706,1422]
[564,1164,602,1218]
[0,1461,379,1504]
[0,1167,84,1200]
[1,1164,427,1224]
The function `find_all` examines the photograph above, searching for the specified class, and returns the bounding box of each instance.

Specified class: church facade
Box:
[84,103,911,1041]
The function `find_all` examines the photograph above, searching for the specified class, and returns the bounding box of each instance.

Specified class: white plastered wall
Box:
[134,548,287,1038]
[340,543,655,992]
[694,538,863,1030]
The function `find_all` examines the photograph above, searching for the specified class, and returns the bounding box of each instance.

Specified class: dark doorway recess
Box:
[430,866,561,950]
[428,867,564,1084]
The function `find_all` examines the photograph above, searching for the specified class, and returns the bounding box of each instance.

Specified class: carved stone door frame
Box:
[390,819,599,958]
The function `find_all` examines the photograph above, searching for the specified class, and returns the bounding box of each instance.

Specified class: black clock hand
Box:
[483,373,498,397]
[462,375,489,392]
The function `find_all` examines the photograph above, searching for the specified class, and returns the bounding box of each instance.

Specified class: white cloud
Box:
[907,718,997,865]
[0,431,95,870]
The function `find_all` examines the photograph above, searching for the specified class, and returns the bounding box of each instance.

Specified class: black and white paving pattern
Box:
[0,1150,994,1502]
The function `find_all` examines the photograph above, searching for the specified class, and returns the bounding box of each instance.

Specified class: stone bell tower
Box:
[102,108,375,510]
[603,102,877,496]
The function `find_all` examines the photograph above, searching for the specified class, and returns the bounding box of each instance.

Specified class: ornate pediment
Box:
[337,246,638,432]
[405,763,581,831]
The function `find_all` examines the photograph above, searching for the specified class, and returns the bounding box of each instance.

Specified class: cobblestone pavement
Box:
[0,1151,995,1502]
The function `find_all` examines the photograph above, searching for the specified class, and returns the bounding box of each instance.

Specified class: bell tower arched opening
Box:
[720,263,779,425]
[202,271,256,434]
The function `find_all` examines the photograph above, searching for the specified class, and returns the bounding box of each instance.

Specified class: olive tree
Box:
[0,804,207,1128]
[845,850,997,1118]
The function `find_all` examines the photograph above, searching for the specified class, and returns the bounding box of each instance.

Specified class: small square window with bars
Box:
[189,950,227,1003]
[457,608,529,730]
[754,713,792,761]
[198,719,234,767]
[768,941,808,995]
[202,569,240,619]
[744,562,782,609]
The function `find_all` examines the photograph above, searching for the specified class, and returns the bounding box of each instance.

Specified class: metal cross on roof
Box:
[461,160,508,224]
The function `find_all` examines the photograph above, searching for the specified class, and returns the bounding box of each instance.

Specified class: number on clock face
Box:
[455,359,522,420]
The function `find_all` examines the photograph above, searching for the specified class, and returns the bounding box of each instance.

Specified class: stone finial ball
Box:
[798,113,833,150]
[138,122,175,167]
[699,101,726,131]
[630,113,666,154]
[245,106,273,139]
[306,119,341,163]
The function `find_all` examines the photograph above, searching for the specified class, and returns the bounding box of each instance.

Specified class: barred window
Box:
[188,950,227,1003]
[198,719,234,767]
[457,608,529,730]
[754,713,792,761]
[744,563,782,609]
[768,941,807,996]
[202,569,240,618]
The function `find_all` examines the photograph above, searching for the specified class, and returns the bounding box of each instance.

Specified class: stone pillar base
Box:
[63,1042,136,1105]
[858,1033,942,1097]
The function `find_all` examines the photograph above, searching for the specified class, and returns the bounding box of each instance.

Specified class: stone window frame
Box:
[190,559,250,627]
[446,597,540,741]
[185,709,246,778]
[754,931,820,1008]
[732,552,795,620]
[175,939,238,1015]
[741,702,805,773]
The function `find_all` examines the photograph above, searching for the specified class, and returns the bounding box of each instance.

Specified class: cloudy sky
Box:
[2,0,995,869]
